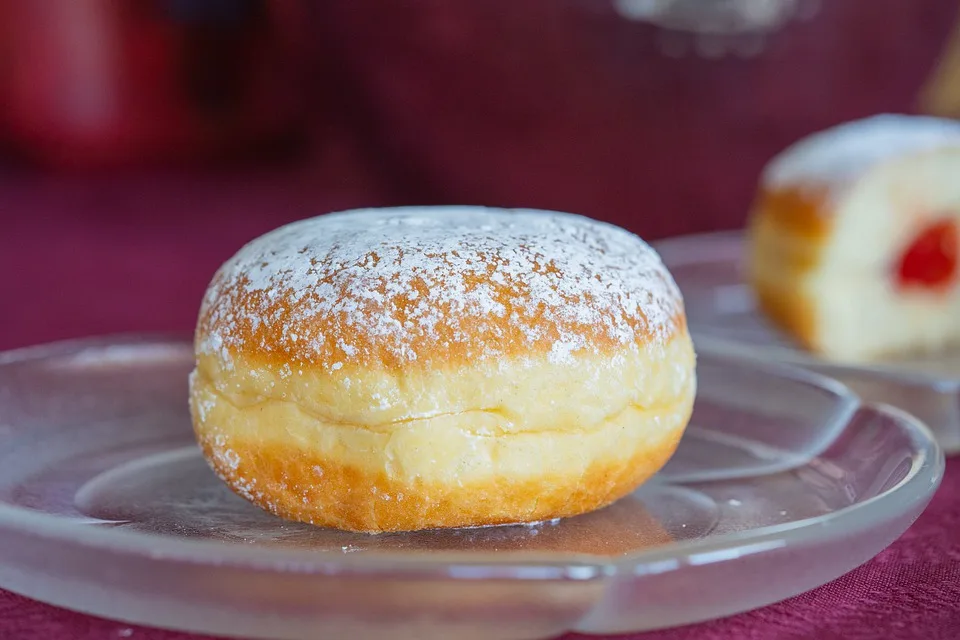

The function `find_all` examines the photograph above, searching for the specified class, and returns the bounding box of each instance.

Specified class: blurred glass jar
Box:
[0,0,309,169]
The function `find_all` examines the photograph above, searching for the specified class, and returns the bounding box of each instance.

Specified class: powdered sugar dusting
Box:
[764,114,960,193]
[198,207,683,370]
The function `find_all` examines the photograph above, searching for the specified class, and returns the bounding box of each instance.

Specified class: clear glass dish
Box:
[656,230,960,454]
[0,335,943,640]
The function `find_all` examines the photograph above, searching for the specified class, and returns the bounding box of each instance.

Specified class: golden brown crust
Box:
[190,333,696,533]
[751,277,819,351]
[746,185,833,351]
[197,419,686,534]
[751,185,832,241]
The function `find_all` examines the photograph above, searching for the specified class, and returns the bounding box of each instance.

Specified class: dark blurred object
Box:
[921,7,960,117]
[0,0,309,169]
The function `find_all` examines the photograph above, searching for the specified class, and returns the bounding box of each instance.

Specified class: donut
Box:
[189,206,696,533]
[746,114,960,362]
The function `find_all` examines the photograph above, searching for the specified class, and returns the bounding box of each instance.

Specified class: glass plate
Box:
[0,336,943,640]
[656,230,960,454]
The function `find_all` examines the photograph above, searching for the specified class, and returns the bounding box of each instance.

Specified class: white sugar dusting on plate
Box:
[198,206,683,369]
[763,114,960,194]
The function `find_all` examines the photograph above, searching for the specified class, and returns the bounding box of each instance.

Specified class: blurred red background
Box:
[1,0,958,350]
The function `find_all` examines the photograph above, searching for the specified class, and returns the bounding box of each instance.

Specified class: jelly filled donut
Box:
[747,114,960,362]
[190,206,696,533]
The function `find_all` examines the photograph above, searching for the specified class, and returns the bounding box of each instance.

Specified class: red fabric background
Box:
[2,0,960,637]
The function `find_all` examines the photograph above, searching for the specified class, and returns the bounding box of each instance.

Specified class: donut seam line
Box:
[199,385,680,438]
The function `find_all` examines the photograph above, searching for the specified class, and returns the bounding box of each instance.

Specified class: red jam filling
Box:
[896,219,958,289]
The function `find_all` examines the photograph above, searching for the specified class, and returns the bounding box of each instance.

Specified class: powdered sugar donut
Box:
[190,206,696,533]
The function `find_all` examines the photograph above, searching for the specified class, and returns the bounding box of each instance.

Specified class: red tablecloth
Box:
[3,1,960,637]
